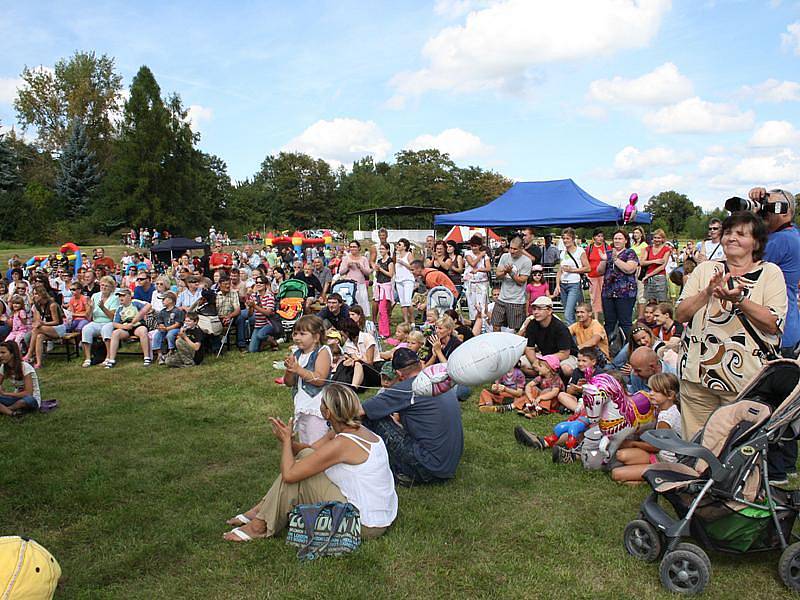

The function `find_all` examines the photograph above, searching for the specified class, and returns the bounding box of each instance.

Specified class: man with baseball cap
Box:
[360,348,464,486]
[520,295,578,377]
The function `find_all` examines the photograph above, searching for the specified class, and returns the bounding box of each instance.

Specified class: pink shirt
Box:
[339,254,371,285]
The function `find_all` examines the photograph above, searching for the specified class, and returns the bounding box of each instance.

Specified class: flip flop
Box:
[224,527,266,542]
[228,513,251,526]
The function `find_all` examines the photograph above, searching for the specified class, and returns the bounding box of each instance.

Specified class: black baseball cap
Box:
[392,348,420,370]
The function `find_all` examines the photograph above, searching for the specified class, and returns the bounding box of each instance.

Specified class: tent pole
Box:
[358,215,362,231]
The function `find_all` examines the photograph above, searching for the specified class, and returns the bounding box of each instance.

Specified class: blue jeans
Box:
[602,295,636,343]
[249,323,276,353]
[560,282,581,326]
[236,309,249,348]
[0,324,9,342]
[361,415,443,485]
[0,394,37,410]
[152,328,179,351]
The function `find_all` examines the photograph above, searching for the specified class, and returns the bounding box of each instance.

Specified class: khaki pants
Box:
[681,380,738,440]
[255,449,387,539]
[165,338,195,368]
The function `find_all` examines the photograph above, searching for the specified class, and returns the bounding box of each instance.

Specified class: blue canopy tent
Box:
[434,179,651,227]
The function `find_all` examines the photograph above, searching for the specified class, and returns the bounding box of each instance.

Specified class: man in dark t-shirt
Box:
[522,227,542,265]
[361,349,464,486]
[317,293,350,330]
[522,296,578,377]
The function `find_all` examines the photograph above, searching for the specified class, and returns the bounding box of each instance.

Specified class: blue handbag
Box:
[285,501,361,561]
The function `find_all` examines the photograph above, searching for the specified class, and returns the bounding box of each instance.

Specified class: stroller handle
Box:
[642,429,727,482]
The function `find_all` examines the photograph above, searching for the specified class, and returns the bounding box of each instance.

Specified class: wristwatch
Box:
[732,289,746,306]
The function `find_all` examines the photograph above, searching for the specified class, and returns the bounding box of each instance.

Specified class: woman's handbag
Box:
[565,249,591,290]
[285,501,361,561]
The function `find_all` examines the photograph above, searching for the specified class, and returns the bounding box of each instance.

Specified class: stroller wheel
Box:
[779,542,800,591]
[659,547,710,595]
[623,519,663,563]
[673,542,711,573]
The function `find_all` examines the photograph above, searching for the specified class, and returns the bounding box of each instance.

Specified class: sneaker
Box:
[81,359,92,368]
[552,445,578,464]
[395,473,415,488]
[158,354,166,365]
[143,358,152,367]
[770,477,790,487]
[514,426,545,449]
[789,471,799,479]
[104,360,116,369]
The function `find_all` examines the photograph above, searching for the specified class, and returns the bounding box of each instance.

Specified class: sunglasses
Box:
[708,226,720,231]
[136,278,146,281]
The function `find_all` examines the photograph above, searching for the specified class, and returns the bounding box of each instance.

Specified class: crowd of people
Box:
[1,187,799,546]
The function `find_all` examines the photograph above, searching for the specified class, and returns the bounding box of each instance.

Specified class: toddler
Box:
[514,354,564,416]
[479,363,526,413]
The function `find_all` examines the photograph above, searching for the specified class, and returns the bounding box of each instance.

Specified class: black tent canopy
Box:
[348,205,448,230]
[149,237,209,261]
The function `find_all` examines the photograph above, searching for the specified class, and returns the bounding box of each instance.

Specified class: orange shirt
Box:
[69,294,89,318]
[422,269,457,295]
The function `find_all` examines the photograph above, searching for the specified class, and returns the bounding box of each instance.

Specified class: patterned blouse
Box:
[601,248,638,299]
[677,260,787,392]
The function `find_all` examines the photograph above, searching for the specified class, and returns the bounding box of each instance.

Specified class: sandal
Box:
[227,513,252,526]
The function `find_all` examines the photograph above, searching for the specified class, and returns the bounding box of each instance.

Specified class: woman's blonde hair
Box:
[436,315,455,332]
[648,372,680,404]
[652,228,667,241]
[100,275,117,289]
[396,323,412,336]
[561,227,576,240]
[321,383,362,428]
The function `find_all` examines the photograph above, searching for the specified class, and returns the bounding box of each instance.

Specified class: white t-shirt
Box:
[697,239,725,262]
[293,345,333,419]
[0,362,41,406]
[656,404,682,463]
[464,250,489,283]
[394,251,414,282]
[559,246,586,284]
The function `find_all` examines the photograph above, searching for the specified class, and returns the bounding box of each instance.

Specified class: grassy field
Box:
[2,343,798,600]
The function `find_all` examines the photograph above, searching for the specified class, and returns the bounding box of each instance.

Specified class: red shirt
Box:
[93,257,115,271]
[645,245,671,276]
[210,252,232,271]
[586,243,608,278]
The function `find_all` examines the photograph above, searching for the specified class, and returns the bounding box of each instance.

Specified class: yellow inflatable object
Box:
[0,536,61,599]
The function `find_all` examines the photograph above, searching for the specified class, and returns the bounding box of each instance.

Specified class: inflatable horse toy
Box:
[581,373,656,463]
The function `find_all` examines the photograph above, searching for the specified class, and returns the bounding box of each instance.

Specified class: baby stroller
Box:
[623,359,800,594]
[276,279,308,336]
[427,285,455,313]
[330,279,357,307]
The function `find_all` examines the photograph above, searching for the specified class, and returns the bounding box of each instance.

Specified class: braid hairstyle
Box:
[321,383,362,428]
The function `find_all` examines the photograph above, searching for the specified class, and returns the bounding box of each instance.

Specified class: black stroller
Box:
[623,359,800,594]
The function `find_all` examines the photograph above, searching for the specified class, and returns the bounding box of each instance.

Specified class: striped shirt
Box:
[249,291,276,327]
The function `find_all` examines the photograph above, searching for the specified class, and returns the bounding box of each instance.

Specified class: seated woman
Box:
[24,285,67,368]
[425,315,461,367]
[81,276,120,368]
[224,384,398,542]
[610,325,666,375]
[332,319,378,390]
[0,340,41,417]
[104,288,152,368]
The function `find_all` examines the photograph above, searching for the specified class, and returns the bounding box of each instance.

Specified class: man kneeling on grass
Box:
[359,348,464,487]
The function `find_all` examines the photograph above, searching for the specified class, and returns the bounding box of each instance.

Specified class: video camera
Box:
[725,189,793,216]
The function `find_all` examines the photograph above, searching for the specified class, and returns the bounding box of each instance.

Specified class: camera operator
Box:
[747,188,800,358]
[748,187,800,486]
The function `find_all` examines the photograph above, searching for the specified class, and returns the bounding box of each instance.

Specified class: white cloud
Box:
[0,77,23,105]
[643,97,755,134]
[588,63,693,106]
[750,120,800,147]
[781,21,800,55]
[576,104,608,120]
[434,0,493,18]
[186,104,213,133]
[406,127,492,161]
[282,118,391,168]
[616,174,686,200]
[388,0,671,106]
[740,78,800,103]
[709,148,800,190]
[611,146,692,178]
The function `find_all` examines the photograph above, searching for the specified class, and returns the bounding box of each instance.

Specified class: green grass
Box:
[1,344,797,599]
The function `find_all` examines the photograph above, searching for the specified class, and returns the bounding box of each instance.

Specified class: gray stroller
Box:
[623,359,800,594]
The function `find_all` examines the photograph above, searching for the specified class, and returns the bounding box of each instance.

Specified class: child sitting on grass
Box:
[478,362,526,412]
[420,308,439,337]
[513,354,564,416]
[406,330,430,363]
[553,347,598,413]
[379,322,412,360]
[611,372,681,484]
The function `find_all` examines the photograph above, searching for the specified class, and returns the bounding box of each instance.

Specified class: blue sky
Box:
[1,0,800,211]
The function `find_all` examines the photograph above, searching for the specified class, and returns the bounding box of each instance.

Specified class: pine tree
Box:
[56,117,101,217]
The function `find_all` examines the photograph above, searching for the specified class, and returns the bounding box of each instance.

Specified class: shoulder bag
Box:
[285,501,361,561]
[566,249,591,291]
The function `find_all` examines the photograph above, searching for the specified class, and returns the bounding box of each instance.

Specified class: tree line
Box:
[0,50,763,246]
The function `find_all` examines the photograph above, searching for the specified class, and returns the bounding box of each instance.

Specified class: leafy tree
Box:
[0,130,21,193]
[57,117,101,218]
[390,149,457,210]
[14,51,123,162]
[336,156,396,228]
[453,166,513,211]
[253,152,337,228]
[644,191,702,236]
